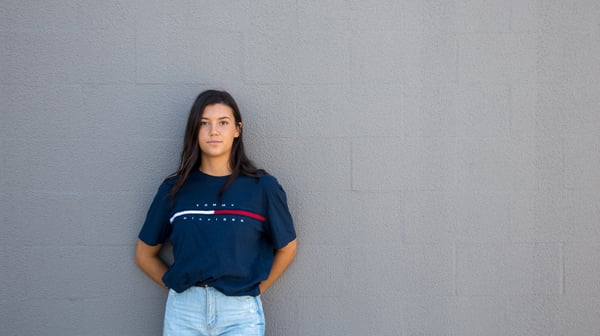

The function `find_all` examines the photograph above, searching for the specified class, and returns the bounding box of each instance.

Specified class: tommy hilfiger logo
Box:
[169,209,266,223]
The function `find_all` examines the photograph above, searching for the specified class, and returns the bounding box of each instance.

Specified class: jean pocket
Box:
[230,295,258,313]
[253,295,263,314]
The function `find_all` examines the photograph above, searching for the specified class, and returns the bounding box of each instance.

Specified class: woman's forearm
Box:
[135,239,169,289]
[259,239,297,294]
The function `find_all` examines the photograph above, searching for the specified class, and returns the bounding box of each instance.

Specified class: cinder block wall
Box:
[2,1,600,335]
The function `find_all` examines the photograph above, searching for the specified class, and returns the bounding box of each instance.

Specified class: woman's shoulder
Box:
[162,174,179,186]
[238,171,278,188]
[256,173,287,193]
[152,175,177,195]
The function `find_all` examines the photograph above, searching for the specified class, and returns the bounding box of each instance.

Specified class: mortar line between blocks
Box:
[560,241,565,295]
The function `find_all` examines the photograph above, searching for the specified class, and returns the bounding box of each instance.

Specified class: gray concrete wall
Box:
[2,1,600,335]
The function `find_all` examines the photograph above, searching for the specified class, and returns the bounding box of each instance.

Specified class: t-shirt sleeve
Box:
[264,176,297,250]
[138,182,172,246]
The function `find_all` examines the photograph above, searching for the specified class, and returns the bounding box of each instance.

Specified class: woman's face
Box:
[197,103,241,161]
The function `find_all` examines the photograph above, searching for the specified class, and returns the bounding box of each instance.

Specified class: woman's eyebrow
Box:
[201,116,232,120]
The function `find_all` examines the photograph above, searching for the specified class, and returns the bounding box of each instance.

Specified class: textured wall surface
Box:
[2,1,600,335]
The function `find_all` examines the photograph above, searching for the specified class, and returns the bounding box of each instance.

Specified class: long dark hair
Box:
[169,90,264,200]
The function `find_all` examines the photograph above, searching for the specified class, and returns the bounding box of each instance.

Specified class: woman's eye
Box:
[220,121,229,126]
[200,121,208,126]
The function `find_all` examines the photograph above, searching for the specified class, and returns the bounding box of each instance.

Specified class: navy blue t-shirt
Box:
[138,170,296,297]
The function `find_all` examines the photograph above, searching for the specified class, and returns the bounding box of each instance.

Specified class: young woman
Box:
[135,90,297,336]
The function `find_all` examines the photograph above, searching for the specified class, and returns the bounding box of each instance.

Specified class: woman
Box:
[135,89,297,336]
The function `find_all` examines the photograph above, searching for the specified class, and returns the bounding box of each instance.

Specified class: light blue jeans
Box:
[163,286,265,336]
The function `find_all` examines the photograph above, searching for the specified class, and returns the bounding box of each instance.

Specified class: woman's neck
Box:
[199,159,232,177]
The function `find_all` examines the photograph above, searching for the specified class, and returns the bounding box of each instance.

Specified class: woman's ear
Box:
[235,122,242,138]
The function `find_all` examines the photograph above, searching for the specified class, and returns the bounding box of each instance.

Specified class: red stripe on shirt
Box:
[214,209,266,222]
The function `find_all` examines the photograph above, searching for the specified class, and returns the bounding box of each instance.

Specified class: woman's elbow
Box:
[134,239,160,267]
[134,248,145,268]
